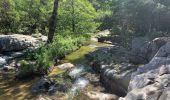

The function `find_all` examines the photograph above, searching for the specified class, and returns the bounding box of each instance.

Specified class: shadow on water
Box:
[0,71,40,100]
[62,41,112,99]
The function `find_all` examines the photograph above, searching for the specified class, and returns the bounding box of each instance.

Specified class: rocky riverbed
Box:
[1,32,170,100]
[0,33,118,100]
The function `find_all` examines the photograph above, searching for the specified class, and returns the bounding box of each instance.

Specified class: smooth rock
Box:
[100,63,136,96]
[85,91,118,100]
[0,34,47,52]
[56,63,74,70]
[88,45,135,96]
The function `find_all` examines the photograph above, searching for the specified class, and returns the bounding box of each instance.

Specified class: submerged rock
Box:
[30,77,56,94]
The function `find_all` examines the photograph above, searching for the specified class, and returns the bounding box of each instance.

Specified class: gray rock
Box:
[95,30,111,38]
[129,37,150,64]
[88,45,135,96]
[121,42,170,100]
[88,45,129,67]
[130,37,170,64]
[0,34,47,52]
[56,63,74,70]
[30,77,56,94]
[0,57,6,67]
[2,65,15,71]
[98,35,122,44]
[100,63,136,96]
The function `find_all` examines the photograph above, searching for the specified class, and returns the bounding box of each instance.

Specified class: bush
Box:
[34,34,87,73]
[17,60,37,78]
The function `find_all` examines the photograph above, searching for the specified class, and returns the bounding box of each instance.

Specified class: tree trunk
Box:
[47,0,59,43]
[71,0,75,33]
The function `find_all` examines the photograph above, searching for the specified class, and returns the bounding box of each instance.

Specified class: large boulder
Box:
[121,42,170,100]
[130,37,170,64]
[129,37,150,64]
[88,45,129,69]
[120,64,170,100]
[0,34,47,52]
[100,63,136,96]
[87,45,136,96]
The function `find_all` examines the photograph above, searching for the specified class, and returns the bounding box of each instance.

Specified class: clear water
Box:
[0,40,110,100]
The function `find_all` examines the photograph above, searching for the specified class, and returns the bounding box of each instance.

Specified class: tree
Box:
[48,0,59,43]
[57,0,99,34]
[0,0,53,34]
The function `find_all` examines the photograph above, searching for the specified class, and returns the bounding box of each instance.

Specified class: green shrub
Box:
[17,60,37,77]
[34,34,87,73]
[18,33,88,77]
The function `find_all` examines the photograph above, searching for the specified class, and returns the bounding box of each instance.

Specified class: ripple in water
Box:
[69,65,85,78]
[68,78,89,100]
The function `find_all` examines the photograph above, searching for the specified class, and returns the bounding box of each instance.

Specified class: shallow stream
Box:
[0,40,111,100]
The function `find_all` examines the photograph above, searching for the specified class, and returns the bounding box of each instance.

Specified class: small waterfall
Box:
[68,65,89,99]
[69,65,85,78]
[68,78,89,100]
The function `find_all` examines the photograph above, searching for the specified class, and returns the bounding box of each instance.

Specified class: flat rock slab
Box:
[56,63,74,70]
[0,34,47,52]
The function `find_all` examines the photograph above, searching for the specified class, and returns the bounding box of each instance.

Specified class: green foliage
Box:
[17,60,36,77]
[9,0,53,34]
[35,34,87,73]
[18,34,87,77]
[0,0,100,34]
[58,0,100,34]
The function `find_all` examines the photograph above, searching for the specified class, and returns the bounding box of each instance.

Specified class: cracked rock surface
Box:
[120,41,170,100]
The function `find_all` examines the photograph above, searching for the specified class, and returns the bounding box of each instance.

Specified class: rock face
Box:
[88,45,129,67]
[0,34,47,52]
[121,41,170,100]
[87,45,136,96]
[129,37,170,64]
[100,63,136,97]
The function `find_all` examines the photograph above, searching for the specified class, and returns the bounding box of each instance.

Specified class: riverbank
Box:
[0,33,117,100]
